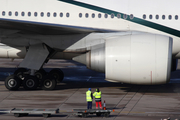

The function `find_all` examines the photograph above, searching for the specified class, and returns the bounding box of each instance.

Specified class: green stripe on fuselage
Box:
[58,0,180,37]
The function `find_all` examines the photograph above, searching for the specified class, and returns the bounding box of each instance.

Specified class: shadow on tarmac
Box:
[13,114,68,118]
[2,76,180,94]
[0,67,180,94]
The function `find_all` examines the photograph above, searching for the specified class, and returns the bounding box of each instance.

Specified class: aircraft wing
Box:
[0,18,114,35]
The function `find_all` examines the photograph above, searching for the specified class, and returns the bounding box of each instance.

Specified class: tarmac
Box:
[0,59,180,120]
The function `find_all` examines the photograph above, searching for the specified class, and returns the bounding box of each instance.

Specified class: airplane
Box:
[0,0,179,90]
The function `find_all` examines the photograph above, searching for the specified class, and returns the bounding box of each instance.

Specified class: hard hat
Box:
[88,88,91,90]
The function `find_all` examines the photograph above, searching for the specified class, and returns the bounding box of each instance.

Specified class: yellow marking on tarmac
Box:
[0,85,5,88]
[130,111,146,114]
[120,111,145,114]
[113,111,120,113]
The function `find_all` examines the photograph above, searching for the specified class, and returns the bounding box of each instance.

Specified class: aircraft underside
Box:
[0,29,179,91]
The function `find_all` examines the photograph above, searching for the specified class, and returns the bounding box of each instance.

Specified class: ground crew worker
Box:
[93,88,102,109]
[86,88,93,109]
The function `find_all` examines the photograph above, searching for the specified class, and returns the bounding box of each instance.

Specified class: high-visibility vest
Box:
[93,91,101,98]
[86,91,92,102]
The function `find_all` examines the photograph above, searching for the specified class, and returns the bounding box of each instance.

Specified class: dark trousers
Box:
[87,102,92,109]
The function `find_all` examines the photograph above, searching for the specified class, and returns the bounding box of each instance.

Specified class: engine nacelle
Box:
[0,45,26,58]
[73,33,172,85]
[106,34,172,85]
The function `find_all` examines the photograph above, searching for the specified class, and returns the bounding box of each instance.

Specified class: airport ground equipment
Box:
[73,109,113,117]
[0,108,59,118]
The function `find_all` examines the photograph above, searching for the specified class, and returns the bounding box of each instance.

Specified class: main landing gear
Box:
[4,68,64,91]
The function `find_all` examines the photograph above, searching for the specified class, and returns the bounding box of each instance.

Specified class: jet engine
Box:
[73,33,173,85]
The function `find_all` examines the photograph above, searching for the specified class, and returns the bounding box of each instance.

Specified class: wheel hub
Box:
[26,79,35,88]
[53,73,59,80]
[8,79,17,87]
[17,73,25,80]
[44,79,52,88]
[36,73,42,79]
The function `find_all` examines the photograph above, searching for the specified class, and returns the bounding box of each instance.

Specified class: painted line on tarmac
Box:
[0,92,12,103]
[146,112,180,114]
[109,110,145,113]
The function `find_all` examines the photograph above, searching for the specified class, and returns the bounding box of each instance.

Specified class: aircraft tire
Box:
[23,75,39,90]
[41,75,57,90]
[49,68,64,83]
[35,69,46,80]
[5,75,21,90]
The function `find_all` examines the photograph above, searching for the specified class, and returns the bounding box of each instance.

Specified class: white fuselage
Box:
[0,0,179,30]
[0,0,180,57]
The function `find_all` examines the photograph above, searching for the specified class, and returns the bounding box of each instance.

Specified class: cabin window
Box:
[123,14,127,19]
[60,12,63,17]
[98,13,101,18]
[104,13,108,18]
[111,13,114,18]
[143,14,146,19]
[66,13,70,17]
[85,13,89,18]
[34,12,37,17]
[2,11,5,16]
[130,14,134,19]
[92,13,95,18]
[156,15,159,19]
[15,11,18,16]
[28,12,31,17]
[21,12,25,16]
[175,15,178,20]
[47,12,50,17]
[117,14,121,19]
[162,15,165,19]
[79,13,82,18]
[53,12,56,17]
[9,11,12,16]
[149,14,153,19]
[168,15,172,20]
[41,12,44,17]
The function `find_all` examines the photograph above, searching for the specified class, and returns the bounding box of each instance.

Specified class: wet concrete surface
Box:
[0,59,180,120]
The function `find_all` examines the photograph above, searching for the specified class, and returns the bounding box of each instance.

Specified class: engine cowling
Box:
[73,44,105,73]
[0,45,26,58]
[73,33,173,85]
